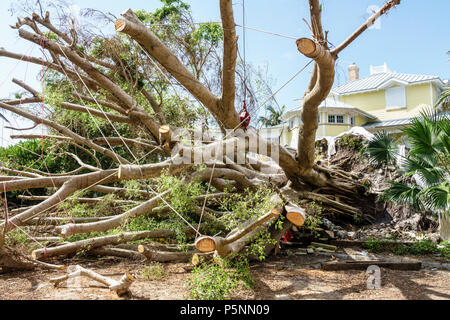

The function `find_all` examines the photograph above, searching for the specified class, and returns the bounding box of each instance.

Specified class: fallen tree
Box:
[0,0,401,270]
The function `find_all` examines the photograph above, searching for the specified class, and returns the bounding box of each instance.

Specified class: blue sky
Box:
[0,0,449,145]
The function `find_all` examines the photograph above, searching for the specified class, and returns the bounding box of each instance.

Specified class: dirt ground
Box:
[0,253,449,300]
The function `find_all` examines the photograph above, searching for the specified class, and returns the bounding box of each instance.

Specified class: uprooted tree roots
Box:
[0,0,402,292]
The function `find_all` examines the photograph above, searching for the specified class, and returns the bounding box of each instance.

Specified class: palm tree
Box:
[258,105,285,127]
[436,86,450,111]
[365,130,398,168]
[366,111,450,240]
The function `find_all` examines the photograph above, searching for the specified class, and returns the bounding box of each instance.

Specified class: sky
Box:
[0,0,449,146]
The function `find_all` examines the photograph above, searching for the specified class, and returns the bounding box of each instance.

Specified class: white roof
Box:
[331,72,445,96]
[282,98,376,120]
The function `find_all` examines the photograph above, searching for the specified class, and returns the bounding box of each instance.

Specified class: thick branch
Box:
[195,194,283,257]
[54,190,170,237]
[32,229,177,260]
[220,0,237,115]
[296,38,335,177]
[115,9,240,129]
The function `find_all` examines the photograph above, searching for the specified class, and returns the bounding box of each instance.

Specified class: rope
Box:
[235,24,297,40]
[142,21,298,40]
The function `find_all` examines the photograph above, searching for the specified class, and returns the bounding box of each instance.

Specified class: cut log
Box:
[195,194,283,257]
[159,125,172,152]
[296,38,317,56]
[285,203,307,227]
[49,265,134,296]
[194,236,216,253]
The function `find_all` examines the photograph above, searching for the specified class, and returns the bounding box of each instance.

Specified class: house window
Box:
[289,119,294,130]
[386,86,406,109]
[318,114,321,124]
[328,114,344,124]
[328,115,336,123]
[350,116,355,126]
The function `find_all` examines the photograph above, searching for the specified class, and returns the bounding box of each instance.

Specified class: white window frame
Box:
[289,118,295,130]
[328,114,336,123]
[386,85,406,110]
[328,114,345,124]
[350,116,355,126]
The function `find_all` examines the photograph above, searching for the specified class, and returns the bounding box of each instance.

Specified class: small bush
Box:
[408,239,438,255]
[304,202,323,238]
[364,238,382,253]
[337,134,363,151]
[5,229,29,246]
[186,257,253,300]
[439,241,450,260]
[140,262,166,281]
[391,243,408,255]
[364,238,439,256]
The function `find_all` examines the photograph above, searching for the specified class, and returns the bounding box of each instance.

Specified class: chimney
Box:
[348,63,359,82]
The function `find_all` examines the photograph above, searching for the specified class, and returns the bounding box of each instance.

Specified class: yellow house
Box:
[259,63,448,148]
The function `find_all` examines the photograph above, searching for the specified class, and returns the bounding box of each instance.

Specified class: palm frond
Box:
[419,181,450,213]
[365,130,398,167]
[382,181,423,210]
[401,155,445,186]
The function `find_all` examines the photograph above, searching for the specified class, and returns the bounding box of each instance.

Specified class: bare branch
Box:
[332,0,401,55]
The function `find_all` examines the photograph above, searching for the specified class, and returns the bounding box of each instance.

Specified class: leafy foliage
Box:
[186,256,253,300]
[367,111,450,215]
[139,262,166,280]
[365,130,397,167]
[304,201,323,237]
[258,105,285,127]
[408,239,438,255]
[218,187,277,231]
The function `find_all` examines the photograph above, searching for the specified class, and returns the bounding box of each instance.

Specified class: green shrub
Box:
[218,187,276,231]
[439,241,450,260]
[140,262,166,280]
[186,257,253,300]
[5,229,29,246]
[364,238,382,253]
[337,134,363,151]
[407,239,438,255]
[304,202,323,237]
[391,243,408,255]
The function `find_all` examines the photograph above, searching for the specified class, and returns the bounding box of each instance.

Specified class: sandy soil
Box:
[0,253,449,300]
